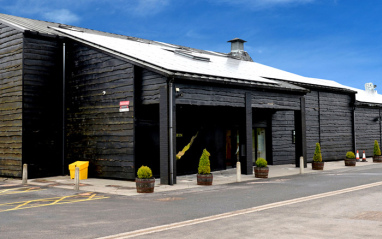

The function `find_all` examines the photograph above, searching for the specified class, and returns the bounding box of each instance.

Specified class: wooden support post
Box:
[295,96,307,168]
[22,164,28,185]
[159,86,169,185]
[242,92,253,174]
[301,96,307,168]
[74,167,79,191]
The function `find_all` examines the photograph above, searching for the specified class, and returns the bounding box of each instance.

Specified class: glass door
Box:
[252,128,266,163]
[257,128,266,160]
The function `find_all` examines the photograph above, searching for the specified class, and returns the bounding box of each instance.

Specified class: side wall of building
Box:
[0,23,23,177]
[22,35,63,178]
[355,107,381,156]
[66,42,135,179]
[305,90,354,161]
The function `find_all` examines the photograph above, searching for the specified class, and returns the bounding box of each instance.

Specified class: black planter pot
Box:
[373,155,382,163]
[136,178,155,193]
[312,161,324,170]
[344,158,356,166]
[197,174,213,185]
[254,167,269,178]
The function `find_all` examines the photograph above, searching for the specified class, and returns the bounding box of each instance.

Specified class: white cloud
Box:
[43,9,80,24]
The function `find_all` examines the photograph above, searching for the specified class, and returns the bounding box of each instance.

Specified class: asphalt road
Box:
[1,164,382,239]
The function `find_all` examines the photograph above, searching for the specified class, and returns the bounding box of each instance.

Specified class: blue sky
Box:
[1,0,381,90]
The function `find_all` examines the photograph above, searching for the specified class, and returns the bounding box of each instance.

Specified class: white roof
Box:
[306,78,382,104]
[347,87,382,104]
[52,27,382,105]
[52,27,319,86]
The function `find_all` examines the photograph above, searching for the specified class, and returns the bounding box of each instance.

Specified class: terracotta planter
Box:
[254,167,269,178]
[312,161,324,170]
[344,158,356,166]
[136,178,155,193]
[373,155,382,163]
[197,174,213,185]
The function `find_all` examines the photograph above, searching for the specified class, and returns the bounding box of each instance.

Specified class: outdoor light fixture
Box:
[176,88,183,97]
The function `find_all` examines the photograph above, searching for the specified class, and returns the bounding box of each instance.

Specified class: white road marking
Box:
[97,181,382,239]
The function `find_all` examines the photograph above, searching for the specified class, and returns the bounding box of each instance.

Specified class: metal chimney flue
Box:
[227,38,253,62]
[228,38,246,52]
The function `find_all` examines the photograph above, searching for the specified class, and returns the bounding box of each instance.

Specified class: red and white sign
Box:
[119,101,130,112]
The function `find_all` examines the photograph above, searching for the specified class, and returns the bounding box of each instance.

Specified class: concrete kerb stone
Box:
[2,159,378,196]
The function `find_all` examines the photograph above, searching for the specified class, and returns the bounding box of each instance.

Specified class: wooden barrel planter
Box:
[136,178,155,193]
[344,158,356,166]
[197,174,213,185]
[373,155,382,163]
[312,161,324,170]
[254,167,269,178]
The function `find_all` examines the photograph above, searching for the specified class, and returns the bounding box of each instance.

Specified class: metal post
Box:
[22,164,28,185]
[62,42,66,175]
[236,161,241,182]
[300,157,304,174]
[169,81,174,185]
[74,167,79,191]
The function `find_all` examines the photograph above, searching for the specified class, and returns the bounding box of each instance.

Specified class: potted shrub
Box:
[373,140,382,163]
[136,165,155,193]
[345,151,356,166]
[312,143,324,170]
[254,158,269,178]
[197,149,213,185]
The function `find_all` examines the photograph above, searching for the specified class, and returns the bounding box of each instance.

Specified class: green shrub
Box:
[374,140,381,156]
[137,165,153,179]
[346,151,355,159]
[256,158,267,167]
[313,143,322,162]
[198,149,211,174]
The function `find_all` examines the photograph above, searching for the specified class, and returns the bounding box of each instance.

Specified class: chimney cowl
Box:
[227,38,253,62]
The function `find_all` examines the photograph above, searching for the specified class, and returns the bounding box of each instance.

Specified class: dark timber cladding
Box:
[22,34,63,178]
[305,90,353,161]
[0,23,23,177]
[355,107,382,156]
[66,41,135,179]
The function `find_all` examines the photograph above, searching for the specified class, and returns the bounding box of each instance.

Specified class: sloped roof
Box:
[2,13,382,104]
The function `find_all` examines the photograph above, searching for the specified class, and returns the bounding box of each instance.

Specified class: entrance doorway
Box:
[252,128,266,164]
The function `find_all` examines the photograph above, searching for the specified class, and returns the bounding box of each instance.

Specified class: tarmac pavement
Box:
[1,159,378,196]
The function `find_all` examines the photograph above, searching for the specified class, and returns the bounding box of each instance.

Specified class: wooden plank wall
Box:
[272,111,296,164]
[305,90,353,161]
[66,42,135,179]
[0,23,23,177]
[175,82,302,110]
[22,36,63,178]
[141,69,166,105]
[305,91,320,162]
[355,107,381,156]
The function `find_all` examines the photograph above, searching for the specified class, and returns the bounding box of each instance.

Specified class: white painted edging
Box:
[97,181,382,239]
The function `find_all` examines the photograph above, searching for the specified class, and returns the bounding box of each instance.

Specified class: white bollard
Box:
[22,164,28,185]
[74,167,80,191]
[300,156,304,174]
[236,161,241,182]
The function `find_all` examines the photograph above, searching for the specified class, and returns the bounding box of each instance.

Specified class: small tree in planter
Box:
[136,166,155,193]
[197,149,213,185]
[345,151,356,166]
[312,143,324,170]
[254,158,269,178]
[373,140,382,163]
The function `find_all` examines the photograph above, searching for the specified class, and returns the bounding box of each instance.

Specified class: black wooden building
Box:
[1,14,381,184]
